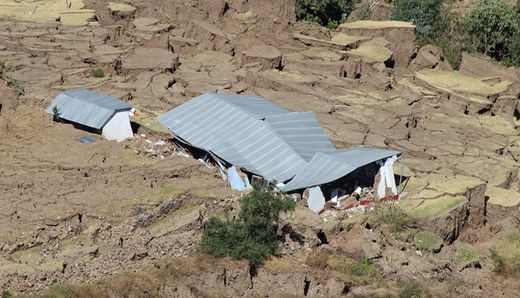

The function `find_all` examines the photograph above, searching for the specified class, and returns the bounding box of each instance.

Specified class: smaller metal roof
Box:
[46,88,132,129]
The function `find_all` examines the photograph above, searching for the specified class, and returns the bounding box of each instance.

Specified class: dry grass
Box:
[0,106,50,145]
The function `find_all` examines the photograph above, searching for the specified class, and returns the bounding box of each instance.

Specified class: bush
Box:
[391,0,445,41]
[199,184,295,267]
[91,67,105,78]
[1,290,12,298]
[464,0,520,63]
[371,204,415,232]
[295,0,358,28]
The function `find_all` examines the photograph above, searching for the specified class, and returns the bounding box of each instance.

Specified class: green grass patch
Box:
[415,232,442,253]
[325,255,378,285]
[399,281,431,298]
[490,232,520,277]
[407,196,467,220]
[455,243,478,263]
[11,246,43,261]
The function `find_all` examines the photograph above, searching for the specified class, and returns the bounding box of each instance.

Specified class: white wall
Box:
[102,111,133,142]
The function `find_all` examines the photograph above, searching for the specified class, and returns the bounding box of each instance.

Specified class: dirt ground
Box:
[1,0,520,296]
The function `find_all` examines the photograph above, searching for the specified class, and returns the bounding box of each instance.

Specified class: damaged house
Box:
[46,88,134,142]
[158,93,402,212]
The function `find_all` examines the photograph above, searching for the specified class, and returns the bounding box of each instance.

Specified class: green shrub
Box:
[199,184,295,267]
[52,106,62,122]
[295,0,358,28]
[2,290,12,298]
[399,282,430,298]
[391,0,445,41]
[463,0,519,62]
[91,67,105,78]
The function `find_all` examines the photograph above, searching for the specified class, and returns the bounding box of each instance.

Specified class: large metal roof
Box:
[158,93,307,182]
[46,88,132,129]
[158,92,402,190]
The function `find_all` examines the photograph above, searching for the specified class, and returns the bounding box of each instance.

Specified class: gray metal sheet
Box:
[158,93,307,182]
[265,111,335,161]
[282,147,401,192]
[282,153,357,192]
[46,88,132,129]
[328,147,401,168]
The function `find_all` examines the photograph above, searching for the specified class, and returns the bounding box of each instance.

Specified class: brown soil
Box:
[1,0,520,296]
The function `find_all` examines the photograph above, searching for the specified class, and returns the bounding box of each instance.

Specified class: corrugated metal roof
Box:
[328,147,402,168]
[282,147,401,192]
[158,92,402,190]
[158,93,307,182]
[265,112,335,161]
[46,88,132,129]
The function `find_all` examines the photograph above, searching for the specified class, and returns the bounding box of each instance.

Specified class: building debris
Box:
[157,92,404,214]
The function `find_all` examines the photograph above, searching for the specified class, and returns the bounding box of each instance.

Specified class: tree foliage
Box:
[463,0,520,62]
[391,0,445,40]
[199,184,295,267]
[295,0,358,28]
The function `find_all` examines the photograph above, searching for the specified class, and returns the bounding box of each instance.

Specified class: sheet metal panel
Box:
[283,147,401,192]
[282,153,357,192]
[265,111,335,161]
[46,88,132,129]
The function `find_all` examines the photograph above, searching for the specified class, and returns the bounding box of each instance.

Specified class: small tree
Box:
[52,106,62,122]
[464,0,519,62]
[295,0,358,28]
[199,184,295,267]
[391,0,445,41]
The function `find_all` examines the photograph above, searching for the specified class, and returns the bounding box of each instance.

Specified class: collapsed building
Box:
[158,93,403,212]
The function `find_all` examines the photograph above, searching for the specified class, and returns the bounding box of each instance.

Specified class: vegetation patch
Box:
[295,0,358,28]
[327,255,378,284]
[455,243,478,263]
[371,204,416,232]
[0,60,25,95]
[399,281,431,298]
[91,67,105,78]
[490,232,520,277]
[415,231,442,253]
[199,184,295,267]
[391,0,520,68]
